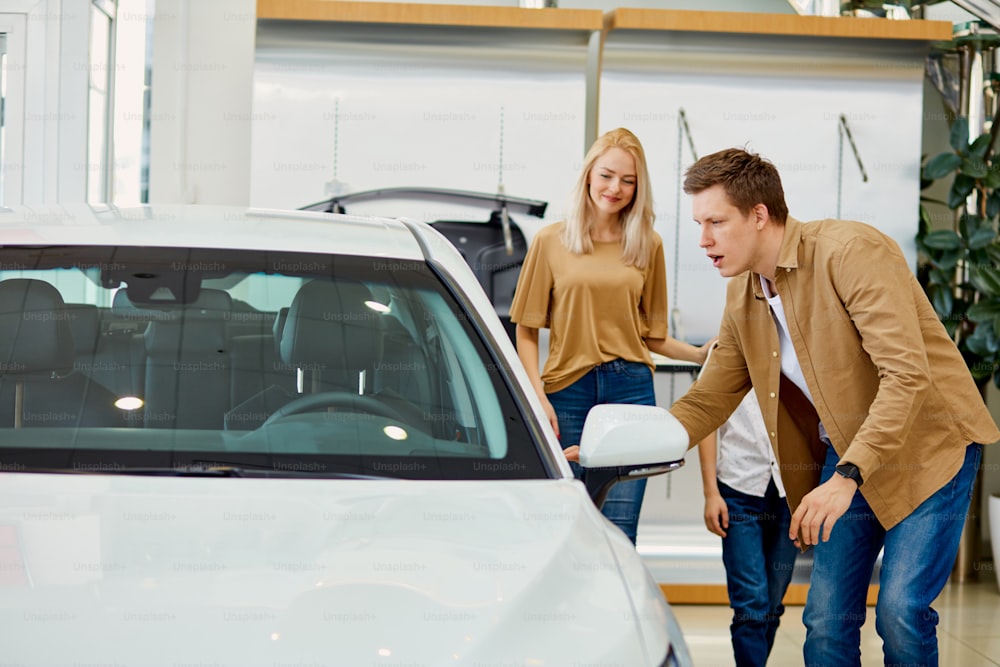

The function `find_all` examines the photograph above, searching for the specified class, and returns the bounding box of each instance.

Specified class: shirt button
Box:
[770,431,776,438]
[772,351,778,357]
[769,392,776,398]
[786,267,791,272]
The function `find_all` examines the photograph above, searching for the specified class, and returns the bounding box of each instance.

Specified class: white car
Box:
[0,203,692,666]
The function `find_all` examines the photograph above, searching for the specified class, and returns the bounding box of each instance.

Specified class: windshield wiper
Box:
[189,460,400,480]
[55,465,249,477]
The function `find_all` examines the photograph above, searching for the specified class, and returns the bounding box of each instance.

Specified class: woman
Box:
[510,127,711,544]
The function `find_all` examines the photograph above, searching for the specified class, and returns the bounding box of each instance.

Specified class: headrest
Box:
[0,279,74,376]
[145,318,228,355]
[65,303,101,354]
[279,280,381,372]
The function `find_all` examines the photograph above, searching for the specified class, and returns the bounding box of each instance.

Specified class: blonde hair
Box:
[562,127,656,269]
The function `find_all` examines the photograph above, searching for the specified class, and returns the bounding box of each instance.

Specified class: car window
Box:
[0,246,545,480]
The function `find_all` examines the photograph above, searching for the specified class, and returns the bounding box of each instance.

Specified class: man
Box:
[667,148,998,666]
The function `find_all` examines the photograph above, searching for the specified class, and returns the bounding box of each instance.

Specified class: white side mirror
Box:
[579,404,689,468]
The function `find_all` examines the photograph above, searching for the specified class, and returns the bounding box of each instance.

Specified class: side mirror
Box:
[578,404,690,508]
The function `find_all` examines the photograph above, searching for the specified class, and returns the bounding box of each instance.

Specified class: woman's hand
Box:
[540,394,560,439]
[697,337,719,365]
[562,445,580,463]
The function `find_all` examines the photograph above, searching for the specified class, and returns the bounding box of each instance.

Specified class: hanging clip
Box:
[839,114,868,183]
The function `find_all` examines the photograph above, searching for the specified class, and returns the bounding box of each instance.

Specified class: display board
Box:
[601,32,928,345]
[251,20,593,228]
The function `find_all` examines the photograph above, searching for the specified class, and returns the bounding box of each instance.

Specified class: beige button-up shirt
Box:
[670,216,1000,529]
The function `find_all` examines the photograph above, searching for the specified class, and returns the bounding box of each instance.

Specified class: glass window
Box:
[0,246,544,480]
[87,2,114,203]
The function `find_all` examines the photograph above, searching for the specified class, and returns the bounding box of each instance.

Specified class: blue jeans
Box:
[547,359,655,544]
[719,478,798,667]
[803,442,983,667]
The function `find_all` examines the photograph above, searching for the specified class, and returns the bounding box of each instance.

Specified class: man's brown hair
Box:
[683,148,789,225]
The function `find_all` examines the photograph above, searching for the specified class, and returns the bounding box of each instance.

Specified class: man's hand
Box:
[789,473,858,547]
[703,492,729,538]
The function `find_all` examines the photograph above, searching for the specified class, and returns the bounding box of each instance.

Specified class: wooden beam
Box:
[661,583,880,606]
[257,0,605,31]
[606,8,952,42]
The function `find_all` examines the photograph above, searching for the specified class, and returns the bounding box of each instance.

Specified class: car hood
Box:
[0,474,672,666]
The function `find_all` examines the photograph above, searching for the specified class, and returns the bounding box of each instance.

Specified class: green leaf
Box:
[986,167,1000,190]
[968,226,998,250]
[970,265,1000,296]
[950,117,970,152]
[931,285,954,318]
[986,244,1000,267]
[989,189,1000,218]
[935,249,962,271]
[921,229,962,250]
[967,299,1000,322]
[965,322,999,355]
[922,152,963,180]
[918,204,933,238]
[928,267,953,286]
[970,133,993,158]
[960,213,980,238]
[944,316,960,338]
[947,174,977,209]
[961,157,989,178]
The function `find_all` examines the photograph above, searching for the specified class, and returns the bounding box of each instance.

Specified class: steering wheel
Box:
[260,391,408,428]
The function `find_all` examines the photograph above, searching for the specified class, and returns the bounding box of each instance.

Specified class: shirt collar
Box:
[751,216,802,300]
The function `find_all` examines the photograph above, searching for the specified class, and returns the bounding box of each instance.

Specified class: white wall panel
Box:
[601,34,927,347]
[251,22,591,227]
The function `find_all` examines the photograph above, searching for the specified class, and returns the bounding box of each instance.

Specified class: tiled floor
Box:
[671,578,1000,666]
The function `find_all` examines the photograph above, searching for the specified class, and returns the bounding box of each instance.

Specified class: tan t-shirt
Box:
[510,221,668,393]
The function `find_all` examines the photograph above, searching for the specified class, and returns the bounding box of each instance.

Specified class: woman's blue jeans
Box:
[803,441,983,667]
[719,478,798,667]
[546,359,655,544]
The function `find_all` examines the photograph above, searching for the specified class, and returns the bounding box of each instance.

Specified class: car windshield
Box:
[0,246,545,480]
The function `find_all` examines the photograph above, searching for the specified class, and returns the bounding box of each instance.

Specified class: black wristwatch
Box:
[835,462,864,487]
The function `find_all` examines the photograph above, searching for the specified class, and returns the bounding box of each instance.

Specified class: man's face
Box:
[692,184,761,278]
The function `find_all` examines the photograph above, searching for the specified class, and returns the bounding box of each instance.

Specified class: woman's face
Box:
[587,147,637,220]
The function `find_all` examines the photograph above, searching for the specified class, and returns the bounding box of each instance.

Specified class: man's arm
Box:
[668,316,750,450]
[823,233,932,480]
[790,231,930,545]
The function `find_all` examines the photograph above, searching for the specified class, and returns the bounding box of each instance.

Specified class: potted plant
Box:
[917,116,1000,388]
[917,115,1000,587]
